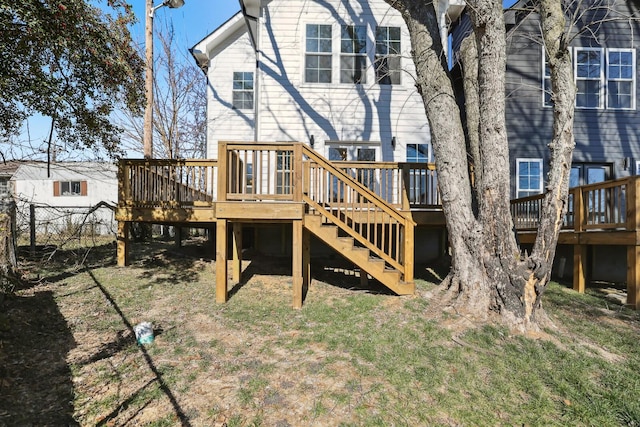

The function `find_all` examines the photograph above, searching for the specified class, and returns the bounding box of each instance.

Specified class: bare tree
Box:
[381,0,636,330]
[118,20,206,160]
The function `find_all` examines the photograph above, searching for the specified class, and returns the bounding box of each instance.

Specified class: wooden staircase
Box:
[304,214,414,294]
[301,145,415,296]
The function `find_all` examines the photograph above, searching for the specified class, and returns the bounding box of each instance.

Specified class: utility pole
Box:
[143,0,185,159]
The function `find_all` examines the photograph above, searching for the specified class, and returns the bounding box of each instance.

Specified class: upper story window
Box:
[375,26,401,85]
[232,72,254,110]
[607,49,635,109]
[340,25,367,84]
[305,24,332,83]
[575,48,603,109]
[543,47,636,110]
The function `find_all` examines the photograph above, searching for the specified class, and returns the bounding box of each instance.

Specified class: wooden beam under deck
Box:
[116,206,216,223]
[517,230,640,246]
[216,201,305,221]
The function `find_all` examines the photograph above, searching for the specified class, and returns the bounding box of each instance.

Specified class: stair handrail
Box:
[301,145,414,226]
[301,144,414,276]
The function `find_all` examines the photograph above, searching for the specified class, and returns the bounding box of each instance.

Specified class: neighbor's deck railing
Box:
[511,176,637,231]
[118,159,216,208]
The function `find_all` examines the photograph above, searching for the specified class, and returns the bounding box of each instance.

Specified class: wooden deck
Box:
[116,142,640,309]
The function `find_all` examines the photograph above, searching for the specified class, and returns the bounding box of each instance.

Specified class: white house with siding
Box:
[191,0,464,165]
[11,162,117,236]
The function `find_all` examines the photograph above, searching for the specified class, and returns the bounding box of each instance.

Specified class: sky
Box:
[16,0,240,160]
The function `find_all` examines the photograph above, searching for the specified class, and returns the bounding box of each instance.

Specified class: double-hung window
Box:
[375,26,401,85]
[305,24,332,83]
[575,48,604,109]
[544,47,636,109]
[516,159,543,198]
[232,72,254,110]
[340,25,367,84]
[607,49,635,109]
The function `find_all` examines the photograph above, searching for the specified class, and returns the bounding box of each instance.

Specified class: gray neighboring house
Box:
[453,0,640,197]
[452,0,640,283]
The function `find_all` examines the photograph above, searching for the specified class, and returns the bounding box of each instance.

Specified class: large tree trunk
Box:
[386,0,575,331]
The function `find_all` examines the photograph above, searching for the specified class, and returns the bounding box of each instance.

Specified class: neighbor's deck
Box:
[115,142,640,309]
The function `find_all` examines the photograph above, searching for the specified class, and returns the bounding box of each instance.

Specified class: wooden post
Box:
[573,187,586,292]
[626,246,640,309]
[573,244,587,293]
[217,142,228,202]
[216,219,228,303]
[117,221,130,267]
[174,226,182,248]
[302,227,311,294]
[401,164,410,211]
[29,204,36,257]
[626,177,640,309]
[293,143,303,202]
[403,218,414,285]
[232,223,242,283]
[292,219,303,309]
[360,269,369,287]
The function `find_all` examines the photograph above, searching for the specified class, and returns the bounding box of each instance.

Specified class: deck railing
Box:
[118,159,216,208]
[332,161,439,209]
[511,176,637,231]
[218,142,297,202]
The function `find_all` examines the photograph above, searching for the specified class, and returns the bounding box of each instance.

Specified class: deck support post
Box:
[403,218,414,285]
[302,226,310,295]
[573,244,587,293]
[232,223,242,284]
[573,187,586,293]
[627,245,640,309]
[174,226,182,248]
[216,219,228,303]
[117,221,130,267]
[360,269,369,287]
[293,219,304,309]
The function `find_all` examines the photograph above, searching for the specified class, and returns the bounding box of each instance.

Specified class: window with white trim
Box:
[375,26,401,85]
[543,47,636,110]
[305,24,332,83]
[340,25,367,84]
[516,159,543,198]
[575,48,604,109]
[607,49,635,109]
[232,72,254,110]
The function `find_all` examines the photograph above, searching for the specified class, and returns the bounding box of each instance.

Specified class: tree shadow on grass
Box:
[83,268,192,427]
[0,286,77,425]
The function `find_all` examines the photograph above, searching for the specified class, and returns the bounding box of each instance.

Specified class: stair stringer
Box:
[304,213,415,295]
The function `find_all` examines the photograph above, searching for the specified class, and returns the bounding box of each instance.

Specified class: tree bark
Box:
[385,0,575,330]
